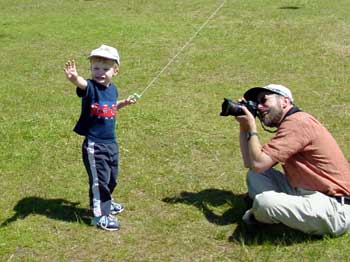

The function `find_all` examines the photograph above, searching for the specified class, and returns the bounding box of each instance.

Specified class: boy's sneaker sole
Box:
[91,215,120,231]
[98,223,120,231]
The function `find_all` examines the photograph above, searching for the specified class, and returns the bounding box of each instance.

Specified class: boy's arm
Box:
[64,60,88,90]
[117,95,137,110]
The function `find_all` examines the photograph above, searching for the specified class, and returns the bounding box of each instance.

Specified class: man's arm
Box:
[239,129,250,168]
[236,106,276,173]
[246,131,276,173]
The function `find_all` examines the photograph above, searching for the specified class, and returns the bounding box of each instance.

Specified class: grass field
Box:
[1,0,350,261]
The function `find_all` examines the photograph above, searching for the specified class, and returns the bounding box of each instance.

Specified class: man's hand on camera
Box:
[235,105,257,132]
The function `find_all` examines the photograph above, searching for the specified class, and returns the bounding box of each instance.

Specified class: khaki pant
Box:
[244,169,350,236]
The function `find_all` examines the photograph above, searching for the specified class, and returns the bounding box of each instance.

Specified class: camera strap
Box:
[281,106,302,122]
[259,106,302,133]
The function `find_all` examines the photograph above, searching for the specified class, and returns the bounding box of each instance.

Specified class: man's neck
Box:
[280,105,301,124]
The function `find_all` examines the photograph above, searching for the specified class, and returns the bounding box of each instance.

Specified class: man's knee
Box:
[253,191,277,210]
[252,191,281,224]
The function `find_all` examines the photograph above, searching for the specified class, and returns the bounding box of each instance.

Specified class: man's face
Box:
[256,92,283,127]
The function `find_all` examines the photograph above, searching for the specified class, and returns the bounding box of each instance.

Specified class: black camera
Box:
[220,98,258,117]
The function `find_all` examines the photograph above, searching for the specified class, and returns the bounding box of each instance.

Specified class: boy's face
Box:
[90,58,118,86]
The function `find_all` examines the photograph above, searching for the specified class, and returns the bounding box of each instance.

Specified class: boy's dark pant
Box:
[82,139,119,217]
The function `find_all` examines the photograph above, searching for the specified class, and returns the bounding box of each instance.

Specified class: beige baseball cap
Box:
[244,84,293,103]
[89,44,120,65]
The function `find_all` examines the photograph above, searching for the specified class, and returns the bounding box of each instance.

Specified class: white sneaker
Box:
[110,201,125,215]
[91,215,120,231]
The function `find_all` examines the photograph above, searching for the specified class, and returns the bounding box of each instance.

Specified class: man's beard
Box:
[261,103,283,127]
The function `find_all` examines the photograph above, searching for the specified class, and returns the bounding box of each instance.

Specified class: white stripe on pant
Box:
[87,140,102,217]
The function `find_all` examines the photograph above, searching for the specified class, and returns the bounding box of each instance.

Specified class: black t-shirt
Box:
[74,80,119,143]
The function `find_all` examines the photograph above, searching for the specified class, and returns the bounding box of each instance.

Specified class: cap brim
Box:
[243,87,267,102]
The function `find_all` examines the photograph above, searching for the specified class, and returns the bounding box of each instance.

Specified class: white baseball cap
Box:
[244,84,293,103]
[89,44,120,65]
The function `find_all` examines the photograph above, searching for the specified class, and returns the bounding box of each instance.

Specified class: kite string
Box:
[137,1,226,97]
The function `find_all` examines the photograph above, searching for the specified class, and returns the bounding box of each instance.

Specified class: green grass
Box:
[1,0,350,261]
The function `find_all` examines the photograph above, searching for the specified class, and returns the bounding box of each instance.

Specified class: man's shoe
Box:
[91,215,120,231]
[110,201,125,215]
[242,209,259,225]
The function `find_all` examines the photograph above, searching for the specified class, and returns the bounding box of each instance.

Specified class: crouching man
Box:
[235,84,350,236]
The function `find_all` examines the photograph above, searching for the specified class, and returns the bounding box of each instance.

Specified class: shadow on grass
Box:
[163,189,322,245]
[279,6,300,10]
[1,196,91,227]
[230,221,322,245]
[163,189,247,226]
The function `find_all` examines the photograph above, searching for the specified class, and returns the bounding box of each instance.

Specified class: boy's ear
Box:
[114,66,119,76]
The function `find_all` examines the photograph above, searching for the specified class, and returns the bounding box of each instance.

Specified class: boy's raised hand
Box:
[64,60,88,89]
[64,60,79,82]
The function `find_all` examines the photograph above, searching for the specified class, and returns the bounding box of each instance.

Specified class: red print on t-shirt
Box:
[90,103,117,119]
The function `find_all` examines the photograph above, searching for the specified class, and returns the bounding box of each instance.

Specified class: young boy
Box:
[64,44,136,231]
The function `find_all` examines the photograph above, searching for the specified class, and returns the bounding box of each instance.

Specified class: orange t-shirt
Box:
[262,111,350,196]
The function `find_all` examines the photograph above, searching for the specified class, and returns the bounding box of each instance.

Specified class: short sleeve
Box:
[76,87,87,97]
[262,113,313,163]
